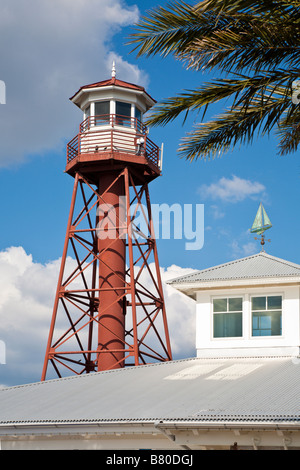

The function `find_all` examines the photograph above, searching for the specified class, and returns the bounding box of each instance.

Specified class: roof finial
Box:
[112,60,116,78]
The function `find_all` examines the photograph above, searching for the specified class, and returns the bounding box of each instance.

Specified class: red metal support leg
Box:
[41,173,80,381]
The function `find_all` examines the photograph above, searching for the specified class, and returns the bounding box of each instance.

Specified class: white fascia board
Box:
[2,419,298,432]
[171,276,300,295]
[155,420,300,431]
[72,86,155,109]
[0,421,156,437]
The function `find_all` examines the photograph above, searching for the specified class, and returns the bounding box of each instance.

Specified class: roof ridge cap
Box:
[259,252,300,270]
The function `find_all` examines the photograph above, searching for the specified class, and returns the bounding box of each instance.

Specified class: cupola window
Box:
[135,106,142,122]
[95,101,110,125]
[84,105,90,118]
[116,101,131,126]
[135,106,142,131]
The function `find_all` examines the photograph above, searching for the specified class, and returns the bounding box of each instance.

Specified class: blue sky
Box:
[0,0,299,386]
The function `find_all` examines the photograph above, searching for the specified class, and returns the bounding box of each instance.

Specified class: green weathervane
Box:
[250,202,272,250]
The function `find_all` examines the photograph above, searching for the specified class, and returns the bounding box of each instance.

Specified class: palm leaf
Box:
[145,70,295,127]
[179,96,290,160]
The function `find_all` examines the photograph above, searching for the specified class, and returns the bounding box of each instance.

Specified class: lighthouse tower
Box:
[41,65,172,380]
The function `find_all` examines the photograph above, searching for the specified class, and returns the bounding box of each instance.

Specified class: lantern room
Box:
[66,63,161,182]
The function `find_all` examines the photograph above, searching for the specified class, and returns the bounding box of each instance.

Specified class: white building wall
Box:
[196,285,300,358]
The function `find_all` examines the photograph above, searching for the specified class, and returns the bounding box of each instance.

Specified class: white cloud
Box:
[161,265,197,358]
[106,51,150,89]
[199,175,266,203]
[0,0,144,167]
[231,240,257,259]
[0,246,197,387]
[210,204,225,219]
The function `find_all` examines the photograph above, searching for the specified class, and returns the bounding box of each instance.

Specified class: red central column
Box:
[97,171,126,371]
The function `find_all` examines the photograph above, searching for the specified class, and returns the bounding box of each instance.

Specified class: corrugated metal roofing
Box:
[167,252,300,285]
[1,356,300,425]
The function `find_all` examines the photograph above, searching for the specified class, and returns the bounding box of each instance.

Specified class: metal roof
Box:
[70,77,156,106]
[167,252,300,285]
[1,356,300,426]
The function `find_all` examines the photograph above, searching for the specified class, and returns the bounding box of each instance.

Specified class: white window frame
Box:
[250,294,283,338]
[211,295,244,339]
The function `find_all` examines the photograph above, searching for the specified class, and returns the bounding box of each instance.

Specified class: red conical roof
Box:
[70,76,156,104]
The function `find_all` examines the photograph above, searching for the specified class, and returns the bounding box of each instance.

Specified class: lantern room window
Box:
[82,105,91,131]
[115,101,131,126]
[135,106,142,131]
[84,105,90,118]
[135,106,141,122]
[95,101,110,125]
[83,100,144,131]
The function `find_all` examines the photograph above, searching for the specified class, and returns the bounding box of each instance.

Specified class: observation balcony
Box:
[66,114,161,182]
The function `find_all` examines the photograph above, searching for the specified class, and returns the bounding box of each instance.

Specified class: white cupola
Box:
[66,64,161,177]
[70,62,155,132]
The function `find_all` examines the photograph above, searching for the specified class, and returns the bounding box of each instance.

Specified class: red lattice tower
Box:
[41,69,172,380]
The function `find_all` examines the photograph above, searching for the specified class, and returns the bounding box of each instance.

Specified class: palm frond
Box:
[178,95,290,160]
[197,0,300,16]
[183,18,300,73]
[145,70,295,127]
[276,107,300,154]
[128,2,203,58]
